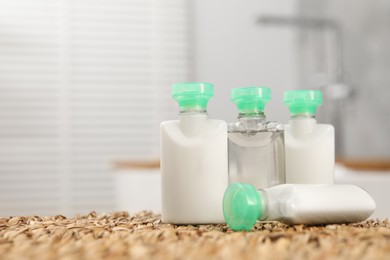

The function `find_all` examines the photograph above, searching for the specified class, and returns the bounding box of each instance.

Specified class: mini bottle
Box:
[228,87,285,189]
[284,90,335,184]
[223,183,376,231]
[160,82,228,224]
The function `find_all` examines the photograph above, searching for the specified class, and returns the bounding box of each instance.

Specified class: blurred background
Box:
[0,0,389,218]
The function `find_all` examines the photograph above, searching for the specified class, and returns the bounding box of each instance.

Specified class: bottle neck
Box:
[179,110,208,137]
[179,109,207,115]
[238,111,266,120]
[290,113,315,120]
[232,111,266,132]
[289,114,317,136]
[258,185,292,221]
[257,189,268,221]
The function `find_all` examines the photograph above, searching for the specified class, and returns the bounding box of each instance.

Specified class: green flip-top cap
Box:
[223,183,266,231]
[284,90,322,115]
[231,87,271,114]
[172,82,214,111]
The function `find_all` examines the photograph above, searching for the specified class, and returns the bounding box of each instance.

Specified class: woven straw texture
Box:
[0,211,389,259]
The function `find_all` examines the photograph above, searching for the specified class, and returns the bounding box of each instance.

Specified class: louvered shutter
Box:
[0,0,190,216]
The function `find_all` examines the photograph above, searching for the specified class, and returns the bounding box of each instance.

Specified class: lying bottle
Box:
[160,82,228,224]
[223,183,376,231]
[228,87,285,189]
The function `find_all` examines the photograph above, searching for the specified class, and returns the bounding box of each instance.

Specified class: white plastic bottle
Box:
[223,183,376,231]
[160,82,228,224]
[284,90,335,184]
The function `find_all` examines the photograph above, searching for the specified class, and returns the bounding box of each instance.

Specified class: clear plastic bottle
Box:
[223,183,376,231]
[228,87,285,189]
[160,82,228,224]
[284,90,335,184]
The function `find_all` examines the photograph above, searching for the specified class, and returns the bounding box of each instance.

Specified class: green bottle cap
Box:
[223,183,265,231]
[172,82,214,111]
[283,90,322,115]
[231,87,271,114]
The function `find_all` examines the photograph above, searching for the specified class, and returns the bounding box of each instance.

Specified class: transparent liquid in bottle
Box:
[228,120,285,189]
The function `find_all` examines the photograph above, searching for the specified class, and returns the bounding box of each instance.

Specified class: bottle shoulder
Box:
[160,119,179,127]
[284,121,334,137]
[161,119,226,128]
[205,118,228,128]
[228,119,283,133]
[161,119,227,139]
[284,123,334,130]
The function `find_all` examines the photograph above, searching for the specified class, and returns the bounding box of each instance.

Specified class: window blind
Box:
[0,0,190,216]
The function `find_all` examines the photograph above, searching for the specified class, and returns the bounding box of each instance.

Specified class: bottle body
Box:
[285,117,335,184]
[160,114,228,224]
[228,119,285,189]
[261,184,376,225]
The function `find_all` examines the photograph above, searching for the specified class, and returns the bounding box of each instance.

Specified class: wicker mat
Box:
[0,211,389,260]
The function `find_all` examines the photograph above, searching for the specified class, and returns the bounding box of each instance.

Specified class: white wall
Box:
[192,0,299,123]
